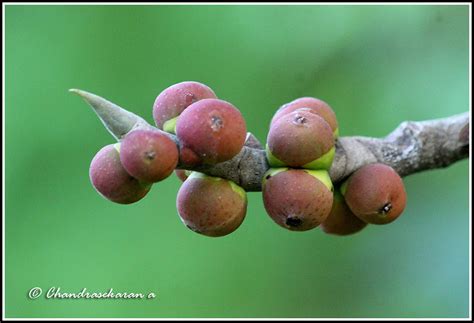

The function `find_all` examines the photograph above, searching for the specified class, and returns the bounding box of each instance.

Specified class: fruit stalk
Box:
[72,89,469,191]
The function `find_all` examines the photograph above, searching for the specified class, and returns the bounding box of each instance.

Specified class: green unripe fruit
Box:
[153,81,217,130]
[120,129,178,183]
[163,116,178,135]
[89,144,151,204]
[262,168,333,231]
[176,173,247,237]
[271,97,339,137]
[342,163,407,225]
[320,189,368,236]
[176,98,247,165]
[266,110,335,169]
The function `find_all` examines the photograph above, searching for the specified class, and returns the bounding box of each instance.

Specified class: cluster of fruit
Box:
[263,98,407,235]
[89,81,248,237]
[88,81,407,237]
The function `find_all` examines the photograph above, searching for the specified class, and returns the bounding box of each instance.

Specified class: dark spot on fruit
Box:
[211,115,223,131]
[293,115,307,125]
[265,174,271,180]
[286,216,302,227]
[144,151,156,160]
[380,202,392,215]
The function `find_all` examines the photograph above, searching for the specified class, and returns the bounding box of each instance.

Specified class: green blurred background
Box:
[5,4,470,318]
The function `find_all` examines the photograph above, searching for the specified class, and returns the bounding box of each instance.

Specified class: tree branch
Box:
[71,89,469,192]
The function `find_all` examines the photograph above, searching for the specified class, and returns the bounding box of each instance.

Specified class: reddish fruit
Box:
[262,168,333,231]
[266,110,334,169]
[272,97,339,136]
[153,81,217,130]
[342,163,407,225]
[120,129,178,183]
[89,144,151,204]
[321,190,368,236]
[176,173,247,237]
[176,98,247,165]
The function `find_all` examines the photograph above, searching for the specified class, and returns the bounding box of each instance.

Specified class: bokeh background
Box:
[5,4,470,318]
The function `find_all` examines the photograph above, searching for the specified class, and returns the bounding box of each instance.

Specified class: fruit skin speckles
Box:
[341,163,407,225]
[89,144,151,204]
[266,109,335,169]
[176,98,247,165]
[320,189,368,236]
[120,129,179,183]
[262,168,333,231]
[176,173,247,237]
[271,97,339,138]
[153,81,217,130]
